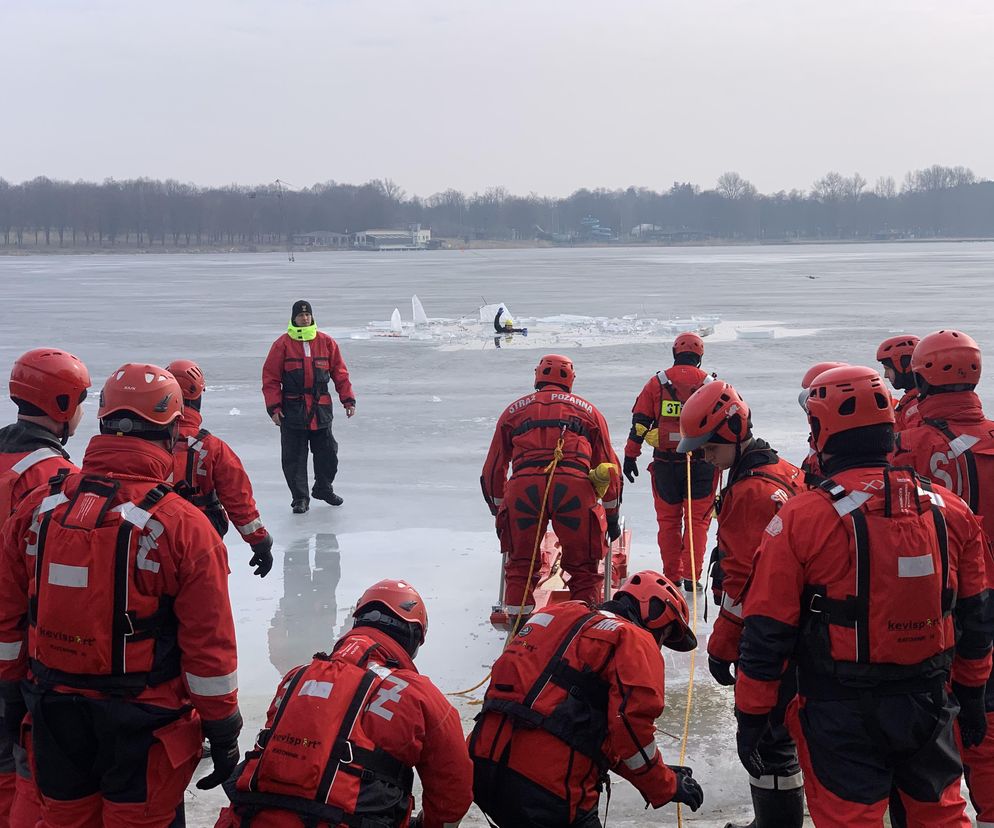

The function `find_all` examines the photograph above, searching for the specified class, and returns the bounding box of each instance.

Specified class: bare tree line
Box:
[0,165,991,249]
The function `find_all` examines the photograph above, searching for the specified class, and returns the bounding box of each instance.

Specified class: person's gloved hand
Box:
[197,710,243,790]
[668,765,704,811]
[735,710,769,778]
[0,682,27,746]
[606,515,622,543]
[708,656,736,687]
[623,456,639,483]
[249,533,274,578]
[269,407,283,426]
[953,681,989,748]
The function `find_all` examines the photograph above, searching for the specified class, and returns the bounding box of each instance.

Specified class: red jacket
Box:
[0,422,77,524]
[481,388,621,516]
[173,409,267,545]
[222,627,472,828]
[471,602,677,819]
[262,332,355,431]
[708,442,802,663]
[0,435,239,723]
[894,388,923,432]
[626,365,711,457]
[735,465,992,716]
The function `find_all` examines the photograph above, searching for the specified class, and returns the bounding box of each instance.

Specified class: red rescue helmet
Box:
[912,330,982,390]
[534,354,575,392]
[98,363,183,431]
[615,570,697,652]
[799,361,847,410]
[9,348,91,424]
[805,365,894,452]
[876,335,919,373]
[678,381,751,452]
[673,332,705,358]
[353,579,428,644]
[166,359,206,401]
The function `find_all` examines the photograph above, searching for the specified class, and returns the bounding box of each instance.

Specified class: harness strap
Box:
[514,458,590,474]
[511,418,591,440]
[316,669,379,803]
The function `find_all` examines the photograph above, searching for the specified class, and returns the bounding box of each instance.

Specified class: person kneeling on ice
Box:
[470,571,704,827]
[678,381,805,827]
[735,365,992,827]
[215,579,473,828]
[480,354,622,628]
[167,359,274,577]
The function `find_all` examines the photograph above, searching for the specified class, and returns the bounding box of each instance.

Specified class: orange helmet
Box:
[534,354,575,392]
[912,330,981,390]
[615,570,696,652]
[673,332,705,358]
[9,348,90,424]
[805,365,894,452]
[799,361,847,410]
[98,364,183,431]
[354,579,427,644]
[166,359,206,401]
[678,381,751,452]
[876,335,919,373]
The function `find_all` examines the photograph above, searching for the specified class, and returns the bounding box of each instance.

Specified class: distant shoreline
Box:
[1,236,993,257]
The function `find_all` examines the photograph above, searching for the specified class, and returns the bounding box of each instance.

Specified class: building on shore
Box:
[354,226,431,251]
[292,231,352,248]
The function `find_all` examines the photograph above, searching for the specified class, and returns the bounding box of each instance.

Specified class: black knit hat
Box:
[291,300,314,322]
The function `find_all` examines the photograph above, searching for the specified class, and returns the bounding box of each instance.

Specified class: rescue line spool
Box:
[677,451,700,828]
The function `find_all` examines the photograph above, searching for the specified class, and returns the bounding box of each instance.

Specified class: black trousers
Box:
[473,758,602,828]
[280,425,338,502]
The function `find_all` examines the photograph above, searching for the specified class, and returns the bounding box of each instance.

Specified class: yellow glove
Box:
[644,428,660,449]
[588,462,619,498]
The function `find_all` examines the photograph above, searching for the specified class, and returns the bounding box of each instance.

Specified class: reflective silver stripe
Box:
[976,822,994,828]
[949,434,980,457]
[622,741,658,770]
[303,341,311,357]
[750,771,804,790]
[832,490,871,516]
[898,554,935,578]
[0,641,23,661]
[236,518,264,536]
[38,492,68,515]
[527,612,555,627]
[185,670,238,697]
[721,591,744,618]
[48,563,89,588]
[115,502,153,529]
[11,447,61,475]
[602,498,619,509]
[668,432,682,442]
[917,486,945,508]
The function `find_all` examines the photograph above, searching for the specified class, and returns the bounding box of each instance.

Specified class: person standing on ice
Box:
[876,334,923,431]
[0,348,90,828]
[677,380,805,827]
[470,570,704,827]
[735,364,992,827]
[167,359,274,577]
[263,300,356,514]
[890,329,994,825]
[622,332,717,591]
[481,354,621,628]
[215,579,473,828]
[0,363,242,828]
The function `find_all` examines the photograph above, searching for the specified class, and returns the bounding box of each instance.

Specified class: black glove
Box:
[953,681,989,749]
[606,514,621,542]
[708,656,736,687]
[735,709,769,778]
[0,682,27,747]
[623,456,639,483]
[249,532,274,578]
[668,765,704,811]
[197,710,243,790]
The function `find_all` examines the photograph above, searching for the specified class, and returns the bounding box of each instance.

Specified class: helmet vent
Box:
[56,394,69,412]
[838,397,856,416]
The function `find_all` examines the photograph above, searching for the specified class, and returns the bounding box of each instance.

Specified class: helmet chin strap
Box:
[60,421,70,446]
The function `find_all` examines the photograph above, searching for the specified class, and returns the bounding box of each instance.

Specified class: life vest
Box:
[224,647,414,828]
[172,427,229,537]
[0,446,65,521]
[798,468,956,691]
[651,367,710,455]
[478,603,612,770]
[26,475,180,694]
[921,417,994,536]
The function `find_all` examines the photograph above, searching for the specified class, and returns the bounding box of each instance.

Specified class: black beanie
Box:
[291,300,314,322]
[822,423,895,460]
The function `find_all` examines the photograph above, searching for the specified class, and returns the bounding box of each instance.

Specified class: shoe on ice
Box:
[291,499,310,514]
[312,488,344,506]
[682,579,703,593]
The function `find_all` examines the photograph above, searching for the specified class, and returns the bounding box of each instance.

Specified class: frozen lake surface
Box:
[3,243,992,825]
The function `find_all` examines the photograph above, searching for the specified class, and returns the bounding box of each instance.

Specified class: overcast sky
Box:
[2,0,992,197]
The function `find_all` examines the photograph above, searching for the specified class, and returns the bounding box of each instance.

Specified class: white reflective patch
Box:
[601,498,619,509]
[11,447,61,475]
[527,612,555,627]
[368,663,393,679]
[917,487,945,508]
[721,592,744,618]
[949,434,980,458]
[136,518,164,574]
[668,432,682,442]
[298,679,333,699]
[750,771,804,790]
[38,492,68,515]
[592,618,623,632]
[115,502,152,529]
[237,518,264,536]
[368,674,409,721]
[622,741,658,769]
[0,640,23,661]
[48,562,88,588]
[186,670,238,697]
[764,515,783,537]
[303,342,311,357]
[833,491,872,516]
[898,554,935,578]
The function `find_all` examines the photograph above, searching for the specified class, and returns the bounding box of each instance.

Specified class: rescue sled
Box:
[489,517,631,632]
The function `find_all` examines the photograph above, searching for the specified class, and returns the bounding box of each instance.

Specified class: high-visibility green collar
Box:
[287,323,317,341]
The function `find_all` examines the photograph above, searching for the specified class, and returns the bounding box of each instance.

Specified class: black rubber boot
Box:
[312,488,344,506]
[291,498,310,514]
[724,785,804,828]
